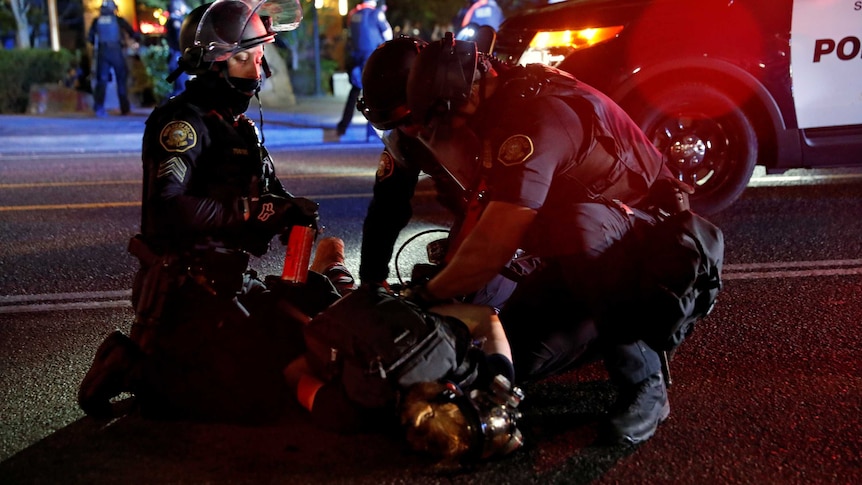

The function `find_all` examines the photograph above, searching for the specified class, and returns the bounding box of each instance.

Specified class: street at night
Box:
[1,124,860,483]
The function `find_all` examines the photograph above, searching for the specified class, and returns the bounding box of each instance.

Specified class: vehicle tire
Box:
[630,82,758,215]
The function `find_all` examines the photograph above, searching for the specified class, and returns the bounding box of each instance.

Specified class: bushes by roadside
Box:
[0,49,75,114]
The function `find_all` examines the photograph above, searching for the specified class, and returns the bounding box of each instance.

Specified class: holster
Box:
[647,178,692,215]
[186,248,250,297]
[128,235,181,349]
[129,235,180,319]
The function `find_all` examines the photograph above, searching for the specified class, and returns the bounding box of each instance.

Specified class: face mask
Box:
[215,73,260,115]
[227,76,262,97]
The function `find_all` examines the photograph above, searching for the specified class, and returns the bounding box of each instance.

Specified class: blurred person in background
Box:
[453,0,504,32]
[87,0,141,116]
[336,0,392,138]
[166,0,191,98]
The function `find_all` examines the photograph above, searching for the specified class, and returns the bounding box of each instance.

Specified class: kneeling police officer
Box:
[76,0,334,423]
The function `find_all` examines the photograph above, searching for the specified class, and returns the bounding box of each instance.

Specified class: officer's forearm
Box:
[426,239,508,299]
[426,202,535,300]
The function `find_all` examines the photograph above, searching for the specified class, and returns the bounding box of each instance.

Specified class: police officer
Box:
[336,0,393,137]
[404,33,686,445]
[357,36,534,309]
[454,0,505,32]
[77,0,330,423]
[87,0,140,116]
[166,0,190,98]
[356,37,463,284]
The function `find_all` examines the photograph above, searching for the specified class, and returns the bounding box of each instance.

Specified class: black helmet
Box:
[176,0,301,76]
[358,36,428,131]
[99,0,117,14]
[406,32,478,126]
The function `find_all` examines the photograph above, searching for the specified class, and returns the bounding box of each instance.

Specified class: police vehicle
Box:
[494,0,862,215]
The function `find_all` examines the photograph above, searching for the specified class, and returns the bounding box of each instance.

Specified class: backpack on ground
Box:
[625,209,724,353]
[303,286,470,408]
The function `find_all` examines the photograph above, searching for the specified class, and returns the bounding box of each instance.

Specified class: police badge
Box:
[497,135,534,166]
[376,151,395,181]
[159,120,197,153]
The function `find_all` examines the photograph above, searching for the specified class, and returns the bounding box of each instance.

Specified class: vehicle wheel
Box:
[631,82,758,215]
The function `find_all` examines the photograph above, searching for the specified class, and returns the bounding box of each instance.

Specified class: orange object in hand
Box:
[281,225,315,283]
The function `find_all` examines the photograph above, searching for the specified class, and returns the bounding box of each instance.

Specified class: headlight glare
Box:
[519,25,623,66]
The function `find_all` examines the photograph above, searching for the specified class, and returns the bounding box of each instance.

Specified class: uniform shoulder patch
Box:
[157,156,188,183]
[159,120,197,153]
[497,134,534,166]
[376,151,395,181]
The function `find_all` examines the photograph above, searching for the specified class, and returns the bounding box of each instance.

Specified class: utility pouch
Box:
[188,249,250,297]
[128,235,180,325]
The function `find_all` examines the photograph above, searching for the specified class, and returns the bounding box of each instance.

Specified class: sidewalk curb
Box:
[0,94,377,155]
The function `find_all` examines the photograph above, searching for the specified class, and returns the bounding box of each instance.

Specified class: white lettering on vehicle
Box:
[791,0,862,128]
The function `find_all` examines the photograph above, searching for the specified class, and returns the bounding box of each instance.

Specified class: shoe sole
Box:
[77,330,129,418]
[618,400,671,445]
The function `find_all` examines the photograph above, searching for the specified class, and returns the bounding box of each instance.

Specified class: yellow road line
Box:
[0,172,375,190]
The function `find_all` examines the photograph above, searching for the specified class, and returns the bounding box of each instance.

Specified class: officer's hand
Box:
[401,282,445,310]
[276,197,321,245]
[285,197,320,231]
[247,193,294,236]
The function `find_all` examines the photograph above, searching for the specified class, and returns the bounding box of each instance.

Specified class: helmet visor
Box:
[196,0,301,63]
[257,0,303,32]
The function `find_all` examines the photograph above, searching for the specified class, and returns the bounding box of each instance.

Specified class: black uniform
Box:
[123,76,333,422]
[359,129,465,283]
[458,64,671,386]
[359,127,536,309]
[87,4,139,116]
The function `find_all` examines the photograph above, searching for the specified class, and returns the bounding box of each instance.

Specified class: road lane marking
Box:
[722,259,862,280]
[722,266,862,280]
[0,191,443,211]
[0,172,377,190]
[0,181,140,189]
[0,290,132,314]
[0,201,141,211]
[2,259,860,314]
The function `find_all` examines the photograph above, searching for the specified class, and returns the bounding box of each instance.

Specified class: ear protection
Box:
[166,44,209,83]
[182,45,208,74]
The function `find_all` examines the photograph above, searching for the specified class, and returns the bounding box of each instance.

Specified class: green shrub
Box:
[0,49,75,113]
[289,58,338,96]
[137,40,172,105]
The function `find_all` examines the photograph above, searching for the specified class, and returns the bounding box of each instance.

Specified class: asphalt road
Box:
[1,142,861,483]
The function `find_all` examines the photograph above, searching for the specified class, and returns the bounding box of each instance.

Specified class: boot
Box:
[603,372,670,445]
[78,330,141,418]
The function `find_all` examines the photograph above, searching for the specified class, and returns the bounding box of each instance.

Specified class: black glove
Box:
[286,196,320,231]
[246,192,294,237]
[401,282,445,310]
[277,197,320,244]
[247,194,320,238]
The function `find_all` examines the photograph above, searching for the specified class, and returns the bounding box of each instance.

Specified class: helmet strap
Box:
[254,91,266,146]
[165,65,184,84]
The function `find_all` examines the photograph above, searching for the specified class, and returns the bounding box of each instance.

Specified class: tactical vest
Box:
[349,6,387,54]
[496,64,666,207]
[95,15,122,46]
